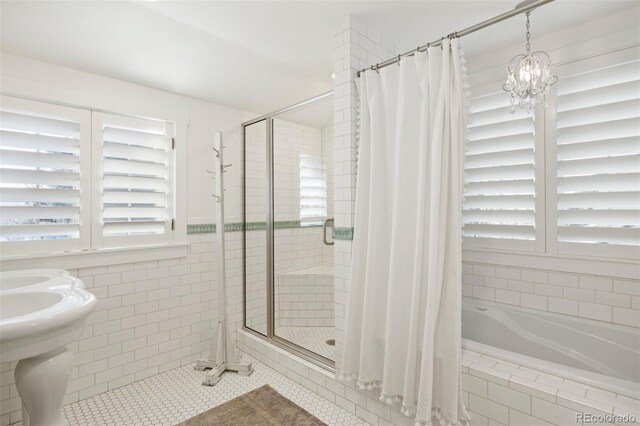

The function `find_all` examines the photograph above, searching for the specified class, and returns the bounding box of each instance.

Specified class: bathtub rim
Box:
[461,299,639,400]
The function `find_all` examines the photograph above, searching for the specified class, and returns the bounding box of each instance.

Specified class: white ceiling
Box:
[1,0,636,116]
[276,94,334,129]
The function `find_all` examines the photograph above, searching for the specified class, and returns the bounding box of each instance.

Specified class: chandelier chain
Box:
[503,9,558,112]
[525,11,531,53]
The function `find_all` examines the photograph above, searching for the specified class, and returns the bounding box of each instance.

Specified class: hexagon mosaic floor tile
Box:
[276,326,335,360]
[17,355,368,426]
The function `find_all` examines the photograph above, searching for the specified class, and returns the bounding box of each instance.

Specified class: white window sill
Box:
[0,242,189,271]
[463,248,640,280]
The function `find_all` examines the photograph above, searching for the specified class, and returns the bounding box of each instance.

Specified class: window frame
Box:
[545,47,640,261]
[91,112,177,249]
[462,80,546,254]
[0,95,187,263]
[0,95,92,256]
[465,46,640,262]
[298,153,327,227]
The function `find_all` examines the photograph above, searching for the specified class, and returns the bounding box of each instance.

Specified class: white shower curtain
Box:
[340,39,470,426]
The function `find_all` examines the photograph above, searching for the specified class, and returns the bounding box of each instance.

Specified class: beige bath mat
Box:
[177,384,327,426]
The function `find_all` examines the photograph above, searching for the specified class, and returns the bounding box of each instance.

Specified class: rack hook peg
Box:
[206,169,215,174]
[212,147,219,154]
[222,163,232,169]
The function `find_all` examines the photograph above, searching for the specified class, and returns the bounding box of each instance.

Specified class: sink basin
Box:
[0,269,67,291]
[0,292,64,320]
[0,269,97,426]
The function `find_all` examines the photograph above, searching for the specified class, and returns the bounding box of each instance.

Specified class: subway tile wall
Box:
[243,116,336,334]
[322,123,335,266]
[462,262,640,328]
[0,233,218,426]
[275,267,335,328]
[333,15,396,370]
[246,227,333,334]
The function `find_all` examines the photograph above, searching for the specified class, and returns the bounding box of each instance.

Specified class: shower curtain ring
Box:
[397,55,401,66]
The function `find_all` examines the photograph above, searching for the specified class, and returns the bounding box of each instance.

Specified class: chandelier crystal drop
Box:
[503,11,558,112]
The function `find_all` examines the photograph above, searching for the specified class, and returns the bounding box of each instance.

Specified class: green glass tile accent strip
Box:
[333,227,354,240]
[187,221,324,234]
[275,220,299,229]
[187,224,216,234]
[233,222,262,232]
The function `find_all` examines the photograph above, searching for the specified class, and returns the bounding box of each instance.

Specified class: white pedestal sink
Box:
[0,270,97,426]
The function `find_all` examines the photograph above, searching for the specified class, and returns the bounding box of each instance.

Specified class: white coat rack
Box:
[195,131,253,386]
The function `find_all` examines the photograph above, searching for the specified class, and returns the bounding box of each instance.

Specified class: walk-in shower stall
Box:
[242,92,335,367]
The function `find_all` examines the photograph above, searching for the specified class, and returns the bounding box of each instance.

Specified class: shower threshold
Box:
[275,326,335,361]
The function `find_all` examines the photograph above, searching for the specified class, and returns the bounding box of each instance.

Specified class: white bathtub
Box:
[462,298,640,398]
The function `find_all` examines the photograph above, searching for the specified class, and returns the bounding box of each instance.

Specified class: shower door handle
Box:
[323,217,334,246]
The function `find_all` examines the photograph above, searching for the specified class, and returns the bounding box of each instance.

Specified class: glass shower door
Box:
[271,97,335,362]
[243,119,269,335]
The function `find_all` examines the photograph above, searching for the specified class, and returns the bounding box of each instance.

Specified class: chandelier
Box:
[503,11,558,112]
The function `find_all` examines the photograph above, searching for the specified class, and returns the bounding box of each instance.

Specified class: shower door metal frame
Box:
[241,91,335,371]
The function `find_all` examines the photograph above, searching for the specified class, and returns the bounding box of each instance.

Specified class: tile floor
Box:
[276,326,335,361]
[13,354,366,426]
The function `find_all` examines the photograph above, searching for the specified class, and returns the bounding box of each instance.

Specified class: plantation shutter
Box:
[299,154,327,226]
[0,96,91,255]
[92,113,175,248]
[464,90,537,250]
[555,59,640,255]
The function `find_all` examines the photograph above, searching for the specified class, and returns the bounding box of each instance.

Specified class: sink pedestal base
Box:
[15,347,73,426]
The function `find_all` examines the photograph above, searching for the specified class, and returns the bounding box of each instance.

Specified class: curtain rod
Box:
[356,0,555,77]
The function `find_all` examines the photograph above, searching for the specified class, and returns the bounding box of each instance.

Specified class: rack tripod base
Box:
[195,359,254,386]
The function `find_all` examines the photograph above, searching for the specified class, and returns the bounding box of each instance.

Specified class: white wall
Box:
[0,52,247,425]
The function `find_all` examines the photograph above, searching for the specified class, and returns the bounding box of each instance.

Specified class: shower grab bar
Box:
[323,218,334,246]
